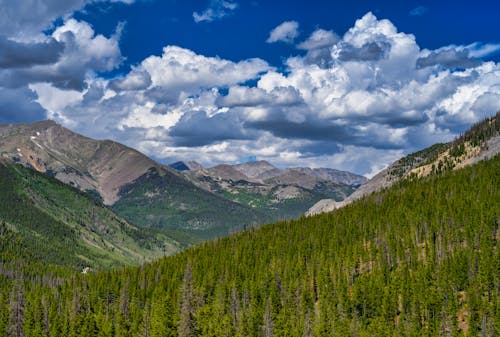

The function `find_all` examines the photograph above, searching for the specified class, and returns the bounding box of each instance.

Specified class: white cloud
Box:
[33,12,500,176]
[0,0,132,39]
[193,0,238,23]
[267,21,300,44]
[297,29,339,50]
[0,19,123,90]
[467,42,500,58]
[0,1,132,126]
[139,46,270,93]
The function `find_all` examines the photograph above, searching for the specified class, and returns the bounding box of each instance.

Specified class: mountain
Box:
[287,167,367,186]
[111,166,267,243]
[180,161,363,221]
[0,159,179,270]
[232,160,280,179]
[0,120,161,205]
[206,164,256,182]
[3,150,497,336]
[0,121,269,244]
[307,111,500,216]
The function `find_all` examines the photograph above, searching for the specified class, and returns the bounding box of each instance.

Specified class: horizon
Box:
[1,1,499,176]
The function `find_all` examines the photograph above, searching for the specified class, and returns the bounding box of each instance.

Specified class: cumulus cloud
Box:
[0,0,132,39]
[297,29,339,67]
[0,0,130,125]
[0,37,64,68]
[33,12,500,176]
[417,48,480,69]
[267,21,300,44]
[193,0,238,23]
[138,46,270,94]
[297,29,339,51]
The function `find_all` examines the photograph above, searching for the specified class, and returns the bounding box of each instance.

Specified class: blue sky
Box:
[1,0,500,175]
[74,0,500,73]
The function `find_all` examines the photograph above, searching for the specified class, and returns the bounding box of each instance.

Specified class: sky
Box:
[1,0,500,177]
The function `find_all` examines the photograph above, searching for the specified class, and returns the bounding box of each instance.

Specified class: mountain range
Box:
[0,120,365,250]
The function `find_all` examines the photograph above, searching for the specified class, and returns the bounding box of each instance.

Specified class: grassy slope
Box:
[0,161,180,270]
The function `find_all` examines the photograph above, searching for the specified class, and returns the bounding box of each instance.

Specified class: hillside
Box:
[0,160,179,270]
[111,166,268,243]
[307,111,500,215]
[1,152,497,336]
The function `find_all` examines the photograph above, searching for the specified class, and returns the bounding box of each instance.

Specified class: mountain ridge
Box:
[307,111,500,216]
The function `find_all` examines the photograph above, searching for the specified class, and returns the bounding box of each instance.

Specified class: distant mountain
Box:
[287,167,367,186]
[0,120,364,245]
[111,166,267,243]
[169,161,203,171]
[0,159,179,270]
[232,160,280,179]
[307,111,500,215]
[181,161,364,221]
[206,164,256,182]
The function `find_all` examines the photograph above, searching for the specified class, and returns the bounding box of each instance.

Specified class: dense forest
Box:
[0,153,498,336]
[0,160,178,270]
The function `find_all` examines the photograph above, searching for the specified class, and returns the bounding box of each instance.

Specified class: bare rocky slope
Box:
[178,159,366,219]
[307,112,500,216]
[0,120,162,205]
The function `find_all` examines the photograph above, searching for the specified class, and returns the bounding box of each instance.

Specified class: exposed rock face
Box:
[179,159,364,218]
[232,160,279,179]
[288,167,368,186]
[206,164,258,182]
[0,120,165,205]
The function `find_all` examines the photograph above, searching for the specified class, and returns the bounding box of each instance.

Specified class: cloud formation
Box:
[4,9,500,176]
[0,0,132,39]
[267,21,300,44]
[0,0,128,124]
[193,0,238,23]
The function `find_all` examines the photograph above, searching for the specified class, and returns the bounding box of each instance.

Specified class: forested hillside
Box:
[0,160,179,270]
[308,111,500,215]
[1,154,497,336]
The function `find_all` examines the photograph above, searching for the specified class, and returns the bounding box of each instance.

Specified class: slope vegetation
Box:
[308,111,500,215]
[0,160,179,270]
[1,153,498,336]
